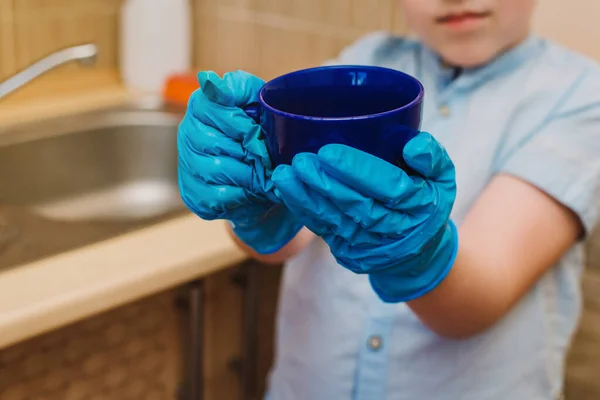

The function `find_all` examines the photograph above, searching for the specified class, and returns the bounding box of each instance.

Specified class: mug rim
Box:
[258,64,424,122]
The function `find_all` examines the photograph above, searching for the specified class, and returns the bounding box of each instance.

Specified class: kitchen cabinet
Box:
[0,260,282,400]
[565,232,600,399]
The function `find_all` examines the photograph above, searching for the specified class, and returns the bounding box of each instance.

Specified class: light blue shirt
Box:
[265,33,600,400]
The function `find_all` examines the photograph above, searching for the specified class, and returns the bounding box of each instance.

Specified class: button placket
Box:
[354,317,393,400]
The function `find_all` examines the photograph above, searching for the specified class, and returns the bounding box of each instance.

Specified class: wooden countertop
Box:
[0,72,248,349]
[0,214,247,349]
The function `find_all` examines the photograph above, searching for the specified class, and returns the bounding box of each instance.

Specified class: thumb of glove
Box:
[403,132,456,185]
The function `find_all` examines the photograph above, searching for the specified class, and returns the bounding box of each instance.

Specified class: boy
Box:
[178,0,600,398]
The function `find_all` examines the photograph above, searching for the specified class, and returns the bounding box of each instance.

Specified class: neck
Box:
[442,32,533,72]
[495,31,532,60]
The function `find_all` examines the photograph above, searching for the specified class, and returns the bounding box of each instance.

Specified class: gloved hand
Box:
[271,132,459,302]
[178,70,302,254]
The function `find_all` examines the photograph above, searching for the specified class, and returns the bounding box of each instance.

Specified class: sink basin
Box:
[0,106,184,221]
[0,101,190,270]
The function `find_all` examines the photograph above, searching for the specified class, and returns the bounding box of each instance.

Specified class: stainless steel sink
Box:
[0,100,190,270]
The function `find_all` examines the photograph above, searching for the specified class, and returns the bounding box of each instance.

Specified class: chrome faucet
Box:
[0,43,98,100]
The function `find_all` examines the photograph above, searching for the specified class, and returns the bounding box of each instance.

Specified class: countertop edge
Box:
[0,214,248,349]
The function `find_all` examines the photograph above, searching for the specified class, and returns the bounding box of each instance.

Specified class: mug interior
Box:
[260,65,423,119]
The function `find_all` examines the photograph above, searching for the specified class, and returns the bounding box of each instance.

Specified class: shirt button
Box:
[367,335,383,351]
[439,105,451,117]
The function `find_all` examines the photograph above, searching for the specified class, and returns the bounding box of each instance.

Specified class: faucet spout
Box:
[0,43,98,100]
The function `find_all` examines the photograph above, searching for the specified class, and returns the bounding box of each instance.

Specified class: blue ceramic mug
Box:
[243,65,424,168]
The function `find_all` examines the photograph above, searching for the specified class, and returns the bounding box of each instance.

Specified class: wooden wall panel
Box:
[533,0,600,61]
[0,0,408,102]
[0,0,17,77]
[0,0,121,100]
[191,0,409,80]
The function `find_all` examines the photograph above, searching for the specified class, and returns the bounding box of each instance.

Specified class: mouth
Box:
[436,10,492,29]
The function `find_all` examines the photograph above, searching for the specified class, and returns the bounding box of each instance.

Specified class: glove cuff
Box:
[230,204,303,255]
[368,220,459,303]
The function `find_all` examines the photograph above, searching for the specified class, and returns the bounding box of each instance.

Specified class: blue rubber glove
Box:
[271,132,459,302]
[177,70,302,254]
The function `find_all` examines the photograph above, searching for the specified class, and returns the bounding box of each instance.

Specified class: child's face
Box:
[400,0,537,68]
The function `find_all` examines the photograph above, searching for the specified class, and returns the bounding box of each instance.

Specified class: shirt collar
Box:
[421,34,544,93]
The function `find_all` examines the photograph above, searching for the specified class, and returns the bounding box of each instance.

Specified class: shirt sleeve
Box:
[494,69,600,235]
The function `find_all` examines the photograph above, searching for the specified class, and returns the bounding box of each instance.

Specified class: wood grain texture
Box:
[0,289,182,400]
[586,229,600,270]
[565,247,600,400]
[0,215,246,351]
[533,0,600,61]
[0,0,16,77]
[202,267,244,400]
[0,0,122,99]
[254,262,283,399]
[0,0,407,113]
[191,0,408,80]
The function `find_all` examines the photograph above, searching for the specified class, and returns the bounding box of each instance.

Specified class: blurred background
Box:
[0,0,599,399]
[1,0,599,100]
